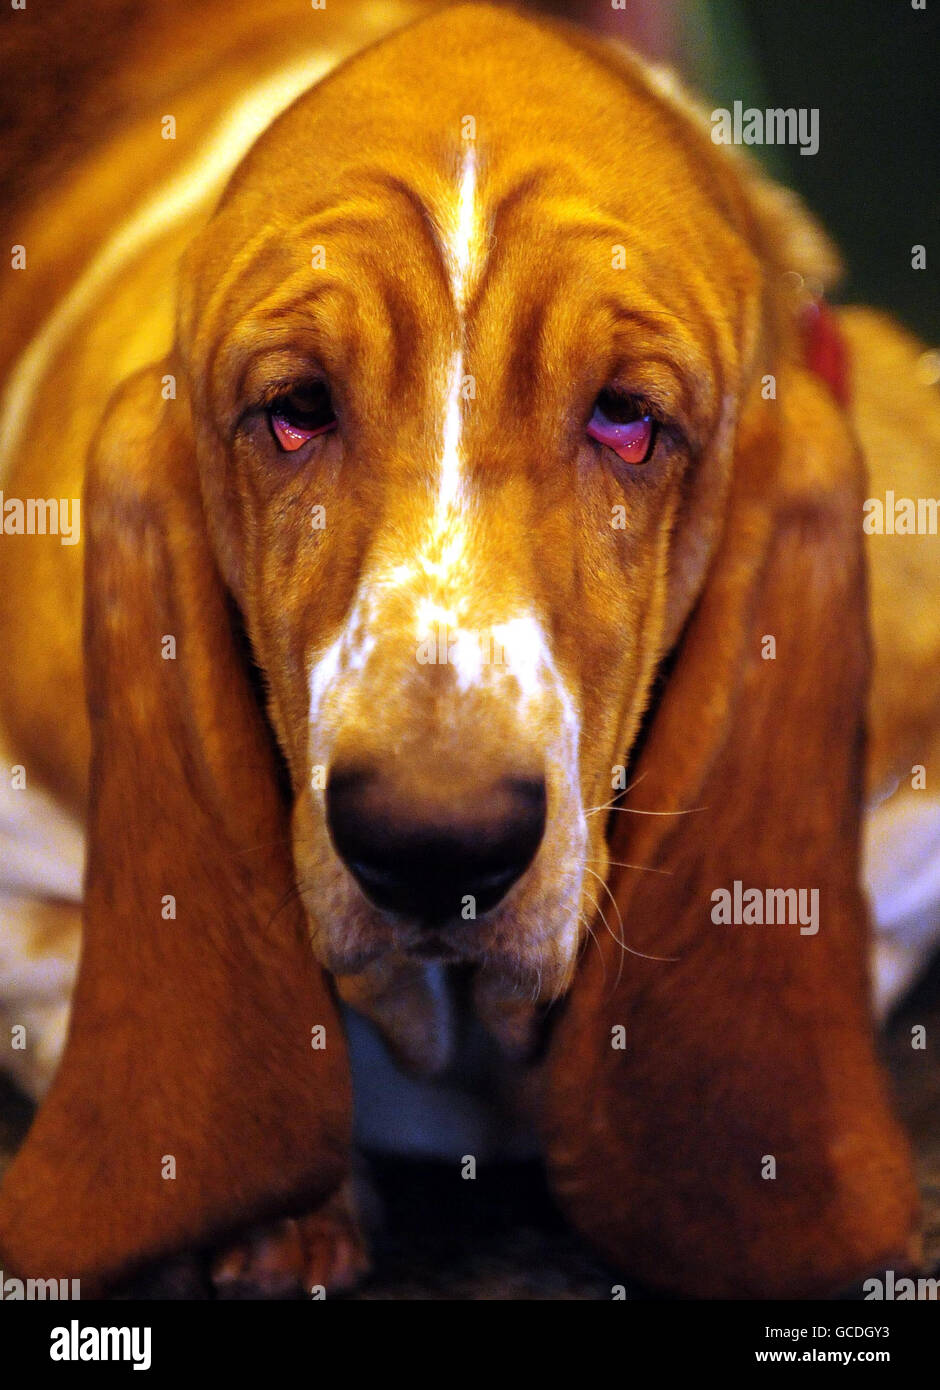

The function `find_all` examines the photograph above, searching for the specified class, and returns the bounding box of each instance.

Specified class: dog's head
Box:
[173,4,830,1004]
[5,3,919,1304]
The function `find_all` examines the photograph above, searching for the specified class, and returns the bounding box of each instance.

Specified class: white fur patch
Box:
[865,793,940,1017]
[420,147,482,558]
[0,898,79,1009]
[309,633,345,725]
[436,349,466,514]
[309,148,492,719]
[449,626,485,692]
[443,144,479,314]
[0,774,84,904]
[0,751,83,1098]
[0,993,74,1101]
[491,615,551,705]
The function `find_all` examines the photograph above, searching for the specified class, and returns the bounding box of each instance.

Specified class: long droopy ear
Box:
[542,363,920,1298]
[0,368,351,1293]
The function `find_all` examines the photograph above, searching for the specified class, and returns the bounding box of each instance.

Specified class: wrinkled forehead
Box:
[180,16,759,399]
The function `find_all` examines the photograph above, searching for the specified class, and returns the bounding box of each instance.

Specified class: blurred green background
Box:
[688,0,938,343]
[550,0,938,343]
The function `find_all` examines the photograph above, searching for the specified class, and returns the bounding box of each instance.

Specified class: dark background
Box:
[739,0,938,344]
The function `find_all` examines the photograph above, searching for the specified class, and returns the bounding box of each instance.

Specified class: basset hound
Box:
[1,1,939,1299]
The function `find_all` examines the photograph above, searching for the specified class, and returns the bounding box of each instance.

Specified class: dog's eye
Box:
[587,390,657,464]
[268,382,337,452]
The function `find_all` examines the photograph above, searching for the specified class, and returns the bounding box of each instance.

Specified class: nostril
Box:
[325,767,546,921]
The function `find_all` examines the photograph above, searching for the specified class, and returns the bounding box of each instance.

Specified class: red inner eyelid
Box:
[586,412,654,462]
[269,408,336,451]
[268,393,654,456]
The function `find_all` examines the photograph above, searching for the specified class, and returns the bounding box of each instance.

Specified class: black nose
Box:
[326,766,546,921]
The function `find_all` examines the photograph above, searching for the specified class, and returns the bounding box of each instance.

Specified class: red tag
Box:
[801,298,851,408]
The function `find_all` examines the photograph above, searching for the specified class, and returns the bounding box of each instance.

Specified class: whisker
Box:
[257,877,311,946]
[230,835,296,857]
[584,866,628,989]
[583,768,649,819]
[584,866,624,931]
[585,855,673,877]
[582,880,680,966]
[547,958,568,1008]
[589,804,707,818]
[578,911,607,983]
[582,887,622,956]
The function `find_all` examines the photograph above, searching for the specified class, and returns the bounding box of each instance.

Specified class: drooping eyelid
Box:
[602,297,718,429]
[598,373,704,453]
[257,379,330,412]
[596,387,657,422]
[231,375,333,441]
[227,348,333,431]
[598,369,672,420]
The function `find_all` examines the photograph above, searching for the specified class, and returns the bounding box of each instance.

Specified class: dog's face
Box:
[177,10,764,1004]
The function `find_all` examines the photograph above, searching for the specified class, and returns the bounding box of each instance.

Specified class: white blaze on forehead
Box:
[310,146,515,711]
[437,349,465,515]
[444,144,479,314]
[422,145,485,566]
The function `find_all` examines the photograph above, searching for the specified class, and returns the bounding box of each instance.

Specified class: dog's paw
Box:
[210,1217,308,1299]
[211,1181,370,1299]
[296,1186,372,1295]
